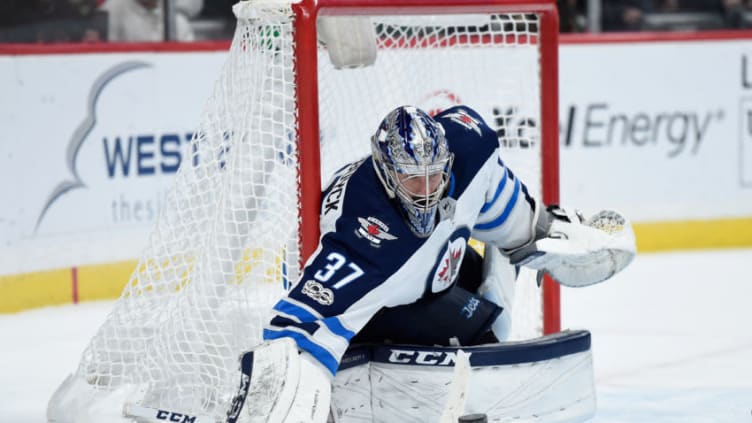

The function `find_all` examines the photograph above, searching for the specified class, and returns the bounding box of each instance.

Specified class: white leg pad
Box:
[229,338,331,423]
[331,331,595,423]
[285,354,332,423]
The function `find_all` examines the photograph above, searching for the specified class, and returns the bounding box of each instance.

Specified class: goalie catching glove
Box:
[508,206,636,287]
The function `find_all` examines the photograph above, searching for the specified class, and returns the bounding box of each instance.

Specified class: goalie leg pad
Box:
[227,338,331,423]
[332,331,596,423]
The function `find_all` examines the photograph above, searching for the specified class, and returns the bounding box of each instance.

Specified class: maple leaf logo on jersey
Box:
[356,216,397,247]
[444,110,482,136]
[431,238,467,293]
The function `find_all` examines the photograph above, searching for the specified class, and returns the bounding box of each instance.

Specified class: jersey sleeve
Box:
[435,106,539,251]
[470,153,539,251]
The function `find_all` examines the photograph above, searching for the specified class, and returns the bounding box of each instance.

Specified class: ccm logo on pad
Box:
[155,410,198,423]
[387,349,470,366]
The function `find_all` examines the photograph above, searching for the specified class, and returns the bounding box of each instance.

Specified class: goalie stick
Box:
[439,349,471,423]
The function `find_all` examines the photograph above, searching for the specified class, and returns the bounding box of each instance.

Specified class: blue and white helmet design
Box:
[371,106,454,237]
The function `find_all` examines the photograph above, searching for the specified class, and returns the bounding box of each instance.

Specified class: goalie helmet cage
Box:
[49,0,559,421]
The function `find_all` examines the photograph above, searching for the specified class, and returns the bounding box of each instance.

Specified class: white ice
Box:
[1,249,751,422]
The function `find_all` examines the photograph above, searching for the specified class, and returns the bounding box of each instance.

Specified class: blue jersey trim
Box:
[268,316,319,336]
[263,328,340,376]
[447,172,456,198]
[322,316,356,341]
[474,177,520,231]
[520,179,536,211]
[480,168,508,213]
[282,260,289,291]
[273,299,320,323]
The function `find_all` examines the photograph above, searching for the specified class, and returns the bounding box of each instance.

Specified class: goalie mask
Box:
[371,106,454,237]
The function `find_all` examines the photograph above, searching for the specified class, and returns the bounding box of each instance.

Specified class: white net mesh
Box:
[71,3,547,420]
[78,4,298,417]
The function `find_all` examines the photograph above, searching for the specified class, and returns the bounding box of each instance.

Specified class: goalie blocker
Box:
[227,331,595,422]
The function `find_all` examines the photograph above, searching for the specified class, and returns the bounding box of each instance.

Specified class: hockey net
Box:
[50,1,559,421]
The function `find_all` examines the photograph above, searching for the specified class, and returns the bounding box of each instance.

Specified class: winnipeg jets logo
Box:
[445,110,482,136]
[431,238,466,293]
[356,217,397,247]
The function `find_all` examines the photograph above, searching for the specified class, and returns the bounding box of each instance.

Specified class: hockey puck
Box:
[458,414,488,423]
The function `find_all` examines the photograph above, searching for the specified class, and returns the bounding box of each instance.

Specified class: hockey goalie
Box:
[222,105,636,423]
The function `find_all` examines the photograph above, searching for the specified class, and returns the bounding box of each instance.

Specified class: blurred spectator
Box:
[558,0,586,32]
[100,0,201,42]
[198,0,234,20]
[602,0,654,31]
[654,0,749,29]
[193,0,235,40]
[177,0,203,20]
[0,0,106,43]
